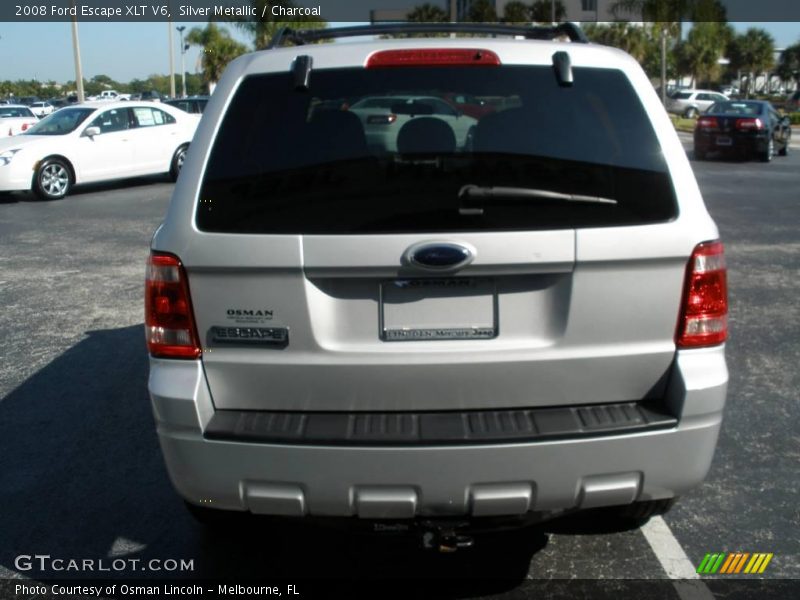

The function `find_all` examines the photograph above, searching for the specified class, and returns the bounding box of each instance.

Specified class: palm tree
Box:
[466,0,497,22]
[530,0,566,23]
[502,1,530,23]
[611,0,696,104]
[583,22,650,63]
[729,28,775,97]
[776,42,800,91]
[676,22,728,88]
[225,1,326,50]
[185,23,249,93]
[407,3,448,22]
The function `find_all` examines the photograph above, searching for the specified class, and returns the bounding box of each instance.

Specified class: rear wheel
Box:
[33,158,71,200]
[684,107,698,119]
[170,144,188,182]
[759,138,774,162]
[778,142,788,156]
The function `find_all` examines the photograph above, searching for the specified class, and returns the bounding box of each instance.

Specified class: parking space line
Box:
[641,516,716,600]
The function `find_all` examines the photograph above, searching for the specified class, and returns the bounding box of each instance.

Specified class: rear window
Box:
[198,65,676,234]
[708,102,763,116]
[0,107,34,118]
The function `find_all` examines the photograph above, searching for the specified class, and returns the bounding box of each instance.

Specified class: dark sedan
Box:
[694,100,792,162]
[164,96,209,115]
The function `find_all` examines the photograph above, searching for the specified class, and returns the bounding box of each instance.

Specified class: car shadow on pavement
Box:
[6,175,171,202]
[0,324,633,592]
[0,193,20,204]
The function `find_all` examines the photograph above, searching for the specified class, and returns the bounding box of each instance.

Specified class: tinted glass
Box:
[707,101,764,116]
[88,108,131,134]
[0,107,34,118]
[674,92,692,100]
[198,66,676,234]
[166,100,192,113]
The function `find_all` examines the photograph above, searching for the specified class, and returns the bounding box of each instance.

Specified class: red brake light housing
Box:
[735,117,763,131]
[366,48,501,68]
[676,241,728,348]
[145,252,201,359]
[696,116,718,131]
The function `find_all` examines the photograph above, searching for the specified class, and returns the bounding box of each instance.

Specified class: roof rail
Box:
[266,22,589,50]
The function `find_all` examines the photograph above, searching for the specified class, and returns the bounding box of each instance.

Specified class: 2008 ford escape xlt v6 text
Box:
[146,23,728,548]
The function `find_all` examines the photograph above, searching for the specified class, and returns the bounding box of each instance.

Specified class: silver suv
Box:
[146,24,728,544]
[667,89,730,118]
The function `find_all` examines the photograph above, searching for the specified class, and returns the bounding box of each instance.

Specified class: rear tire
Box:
[170,144,188,182]
[759,138,774,162]
[33,158,71,200]
[778,143,788,156]
[684,107,698,119]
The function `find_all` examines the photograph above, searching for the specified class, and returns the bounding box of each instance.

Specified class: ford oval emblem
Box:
[405,242,475,271]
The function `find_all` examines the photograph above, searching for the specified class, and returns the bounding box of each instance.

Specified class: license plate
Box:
[715,136,732,146]
[380,278,497,341]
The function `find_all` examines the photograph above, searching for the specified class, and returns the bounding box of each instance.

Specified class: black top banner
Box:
[3,0,800,23]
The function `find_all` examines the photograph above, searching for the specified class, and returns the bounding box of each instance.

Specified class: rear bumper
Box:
[148,347,727,518]
[694,131,770,154]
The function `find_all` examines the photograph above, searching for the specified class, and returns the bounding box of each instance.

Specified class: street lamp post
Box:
[177,26,187,98]
[168,22,176,98]
[70,0,84,102]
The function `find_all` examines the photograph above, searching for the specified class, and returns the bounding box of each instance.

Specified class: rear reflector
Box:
[676,241,728,348]
[145,252,201,359]
[735,117,763,131]
[366,49,501,68]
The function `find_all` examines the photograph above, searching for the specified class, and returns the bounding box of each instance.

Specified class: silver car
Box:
[146,24,728,546]
[667,89,729,118]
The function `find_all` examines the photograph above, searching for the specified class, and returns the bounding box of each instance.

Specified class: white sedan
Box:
[0,102,199,199]
[1,105,39,136]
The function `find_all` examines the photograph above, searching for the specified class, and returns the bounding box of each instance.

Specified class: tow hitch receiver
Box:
[419,520,475,553]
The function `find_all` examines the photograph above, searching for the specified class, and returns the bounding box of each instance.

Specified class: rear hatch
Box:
[187,52,686,412]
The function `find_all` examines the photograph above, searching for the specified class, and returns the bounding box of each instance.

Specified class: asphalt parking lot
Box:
[0,141,798,596]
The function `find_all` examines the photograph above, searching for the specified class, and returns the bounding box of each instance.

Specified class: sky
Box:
[0,21,798,84]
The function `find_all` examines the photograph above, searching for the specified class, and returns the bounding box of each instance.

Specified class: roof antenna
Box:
[293,55,313,91]
[552,51,573,86]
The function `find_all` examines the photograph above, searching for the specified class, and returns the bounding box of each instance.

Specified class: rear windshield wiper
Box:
[459,185,617,212]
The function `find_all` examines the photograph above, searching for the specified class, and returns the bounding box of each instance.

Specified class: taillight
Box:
[735,117,763,131]
[696,117,718,131]
[145,252,201,359]
[367,114,397,125]
[21,123,29,131]
[676,241,728,348]
[366,48,501,68]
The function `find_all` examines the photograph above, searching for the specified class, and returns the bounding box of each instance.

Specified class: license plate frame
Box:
[715,136,732,146]
[379,278,498,342]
